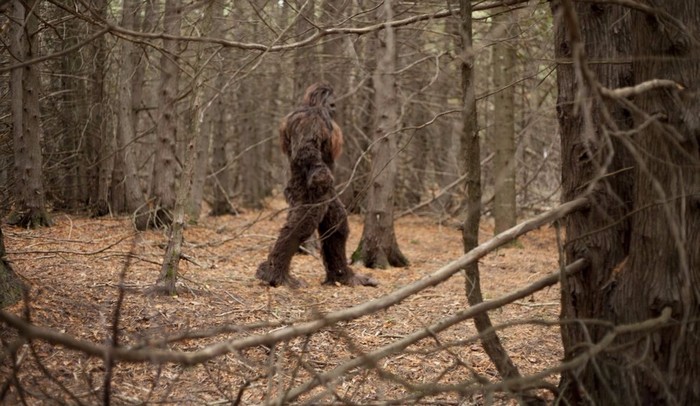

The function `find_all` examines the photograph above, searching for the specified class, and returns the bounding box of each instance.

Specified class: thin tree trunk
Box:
[459,0,527,396]
[238,8,266,210]
[207,1,235,216]
[113,0,148,229]
[406,110,429,207]
[156,81,203,295]
[10,0,51,228]
[134,0,156,194]
[150,0,182,227]
[293,0,317,101]
[209,69,235,216]
[187,113,210,221]
[89,0,112,216]
[9,0,25,213]
[490,7,518,233]
[0,225,23,307]
[322,1,362,211]
[238,100,266,209]
[352,0,408,269]
[60,16,88,211]
[340,35,373,214]
[429,14,461,213]
[187,2,217,221]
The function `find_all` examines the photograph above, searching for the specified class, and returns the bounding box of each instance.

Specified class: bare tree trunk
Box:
[352,0,408,269]
[133,0,155,193]
[206,1,236,216]
[131,0,149,124]
[113,0,148,229]
[553,1,634,402]
[428,14,461,213]
[0,225,23,307]
[237,86,264,209]
[490,7,518,233]
[555,1,700,403]
[237,6,268,210]
[187,112,210,221]
[405,109,429,207]
[9,0,25,212]
[150,0,182,227]
[186,2,218,221]
[616,3,700,401]
[459,0,526,396]
[9,0,51,228]
[340,34,373,214]
[59,16,89,212]
[293,0,317,100]
[209,71,235,216]
[321,1,363,211]
[89,0,112,217]
[156,76,203,295]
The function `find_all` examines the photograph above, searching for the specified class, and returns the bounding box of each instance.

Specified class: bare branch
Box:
[1,198,589,366]
[600,79,684,98]
[396,153,495,219]
[275,259,589,404]
[0,27,109,74]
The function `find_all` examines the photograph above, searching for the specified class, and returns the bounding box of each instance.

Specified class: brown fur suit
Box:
[256,83,377,288]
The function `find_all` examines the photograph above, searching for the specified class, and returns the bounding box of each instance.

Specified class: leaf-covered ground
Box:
[2,203,564,405]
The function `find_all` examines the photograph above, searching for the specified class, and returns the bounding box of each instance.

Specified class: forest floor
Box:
[2,200,565,405]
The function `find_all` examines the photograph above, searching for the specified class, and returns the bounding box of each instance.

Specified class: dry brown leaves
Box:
[1,204,564,405]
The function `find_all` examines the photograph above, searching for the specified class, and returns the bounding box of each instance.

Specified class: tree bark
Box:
[340,34,374,214]
[292,0,318,101]
[554,1,634,401]
[352,0,408,269]
[89,0,112,217]
[612,1,700,403]
[208,67,235,216]
[322,1,364,212]
[238,96,267,209]
[9,0,51,228]
[427,13,461,213]
[459,0,527,396]
[555,1,700,403]
[0,225,23,308]
[114,0,148,229]
[59,16,88,211]
[150,0,182,227]
[186,2,218,221]
[156,76,204,295]
[490,7,518,233]
[207,0,236,216]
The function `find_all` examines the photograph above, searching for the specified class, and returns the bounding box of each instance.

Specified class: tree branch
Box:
[600,79,684,98]
[0,198,588,366]
[274,259,589,404]
[0,27,109,74]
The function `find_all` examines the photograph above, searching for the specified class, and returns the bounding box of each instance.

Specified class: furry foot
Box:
[346,272,379,287]
[324,269,378,287]
[256,262,307,289]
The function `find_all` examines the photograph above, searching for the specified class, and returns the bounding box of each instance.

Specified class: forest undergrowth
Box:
[1,200,564,404]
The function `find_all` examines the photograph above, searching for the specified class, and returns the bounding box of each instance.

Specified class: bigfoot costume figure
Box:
[256,83,377,288]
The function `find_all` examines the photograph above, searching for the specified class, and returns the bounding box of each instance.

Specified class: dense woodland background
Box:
[0,0,558,227]
[1,0,699,404]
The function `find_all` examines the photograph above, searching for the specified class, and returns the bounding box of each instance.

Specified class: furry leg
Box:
[319,199,377,287]
[256,202,326,288]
